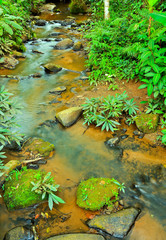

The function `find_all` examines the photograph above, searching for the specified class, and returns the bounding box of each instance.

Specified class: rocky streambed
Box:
[0,2,166,240]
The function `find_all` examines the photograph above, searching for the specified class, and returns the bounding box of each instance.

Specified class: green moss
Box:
[25,138,55,157]
[135,113,159,134]
[76,178,119,211]
[3,169,46,210]
[69,0,87,14]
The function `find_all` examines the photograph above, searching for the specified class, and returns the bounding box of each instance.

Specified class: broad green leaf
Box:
[148,39,154,50]
[147,83,153,96]
[153,73,160,84]
[151,64,160,73]
[0,8,3,16]
[150,12,166,26]
[0,26,3,36]
[48,194,53,211]
[141,51,151,60]
[4,19,23,31]
[138,84,147,89]
[0,21,13,35]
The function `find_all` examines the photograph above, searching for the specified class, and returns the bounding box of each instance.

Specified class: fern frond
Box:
[0,21,13,35]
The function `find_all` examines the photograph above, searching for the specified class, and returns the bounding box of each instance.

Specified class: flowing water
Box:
[0,3,166,240]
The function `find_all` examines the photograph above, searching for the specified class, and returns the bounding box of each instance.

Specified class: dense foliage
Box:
[0,0,44,56]
[84,0,166,144]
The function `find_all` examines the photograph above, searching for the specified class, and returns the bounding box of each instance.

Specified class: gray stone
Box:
[4,226,34,240]
[35,19,47,26]
[49,86,66,94]
[44,63,62,73]
[54,38,74,50]
[46,234,105,240]
[106,137,120,147]
[88,208,140,238]
[56,107,82,127]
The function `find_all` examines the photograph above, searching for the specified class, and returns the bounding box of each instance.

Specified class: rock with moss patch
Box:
[56,107,82,127]
[24,138,55,157]
[44,63,62,73]
[69,0,87,14]
[135,113,159,134]
[3,169,47,210]
[76,178,119,211]
[87,207,140,238]
[0,160,20,186]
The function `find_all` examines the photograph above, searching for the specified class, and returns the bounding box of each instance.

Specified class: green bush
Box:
[69,0,87,14]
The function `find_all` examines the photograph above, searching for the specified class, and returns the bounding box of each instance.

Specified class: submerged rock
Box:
[76,178,119,211]
[135,113,159,134]
[4,226,34,240]
[3,169,47,210]
[23,137,55,157]
[54,38,74,50]
[46,234,105,240]
[56,107,82,127]
[44,63,62,73]
[88,208,140,238]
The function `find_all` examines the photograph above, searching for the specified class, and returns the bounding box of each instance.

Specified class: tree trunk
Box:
[104,0,110,19]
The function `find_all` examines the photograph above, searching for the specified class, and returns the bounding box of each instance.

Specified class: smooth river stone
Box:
[46,234,105,240]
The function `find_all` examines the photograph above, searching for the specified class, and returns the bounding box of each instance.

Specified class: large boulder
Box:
[44,63,62,73]
[4,226,34,240]
[56,107,82,127]
[23,138,55,157]
[88,208,140,238]
[46,234,105,240]
[135,113,159,134]
[76,178,119,211]
[54,38,74,50]
[0,56,19,69]
[3,169,47,210]
[40,3,56,12]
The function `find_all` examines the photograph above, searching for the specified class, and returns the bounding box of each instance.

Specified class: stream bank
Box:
[0,2,166,240]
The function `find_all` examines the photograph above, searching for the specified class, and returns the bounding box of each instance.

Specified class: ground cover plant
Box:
[82,92,138,131]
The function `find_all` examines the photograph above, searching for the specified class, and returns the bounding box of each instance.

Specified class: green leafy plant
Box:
[31,172,65,211]
[82,91,139,131]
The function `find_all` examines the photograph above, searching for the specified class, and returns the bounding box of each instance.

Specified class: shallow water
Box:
[0,3,166,240]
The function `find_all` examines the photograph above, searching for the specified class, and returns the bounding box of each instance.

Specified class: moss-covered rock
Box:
[69,0,87,14]
[24,138,55,157]
[135,113,159,134]
[3,169,46,210]
[44,63,62,73]
[76,178,119,211]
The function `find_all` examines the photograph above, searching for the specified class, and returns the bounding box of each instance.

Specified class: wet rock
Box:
[54,38,74,50]
[40,3,56,12]
[0,56,19,69]
[44,63,62,73]
[49,98,62,104]
[77,178,119,211]
[23,138,55,157]
[31,73,42,78]
[12,51,25,59]
[49,32,62,37]
[35,19,47,26]
[133,130,144,138]
[49,86,66,94]
[5,140,22,151]
[37,160,47,165]
[66,16,76,20]
[73,41,83,51]
[4,226,34,240]
[88,208,140,238]
[121,128,127,133]
[0,160,20,186]
[32,50,44,54]
[46,234,105,240]
[27,164,39,170]
[120,135,129,140]
[135,113,159,134]
[80,76,89,81]
[56,107,82,127]
[105,137,120,147]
